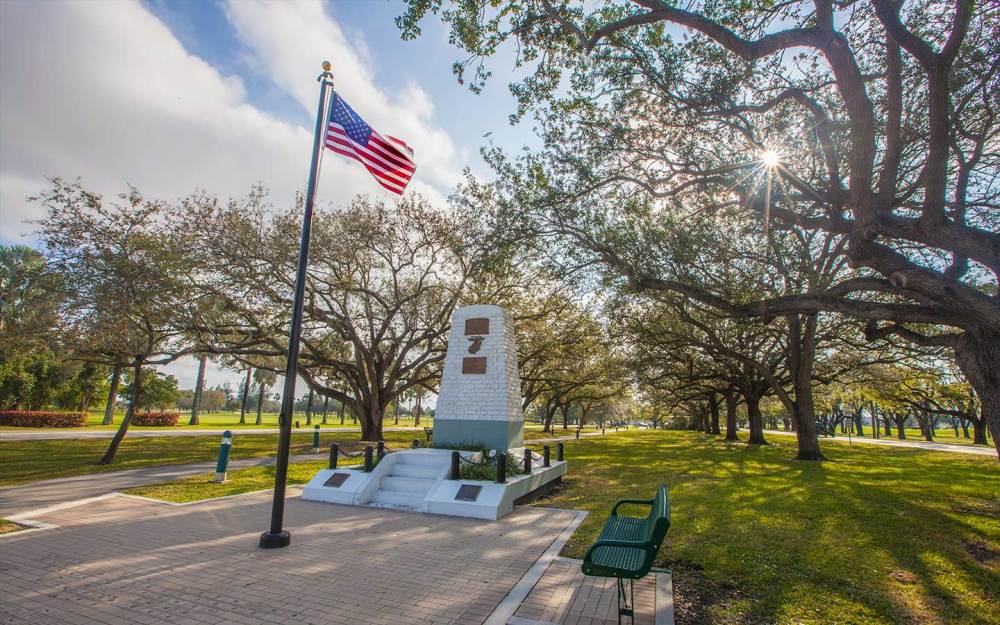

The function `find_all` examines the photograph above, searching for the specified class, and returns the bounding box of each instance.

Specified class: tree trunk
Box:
[960,418,970,439]
[973,418,988,445]
[305,389,314,425]
[239,367,252,425]
[542,404,556,433]
[853,410,865,437]
[99,358,142,464]
[414,394,422,426]
[338,401,345,425]
[724,389,739,441]
[393,399,399,425]
[321,396,329,425]
[894,415,906,439]
[255,381,265,425]
[954,329,1000,460]
[101,364,122,425]
[361,402,383,441]
[787,314,823,460]
[708,394,721,435]
[189,354,207,426]
[561,404,570,429]
[744,391,768,445]
[884,417,892,437]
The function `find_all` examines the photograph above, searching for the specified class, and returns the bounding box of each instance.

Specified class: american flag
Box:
[325,93,416,195]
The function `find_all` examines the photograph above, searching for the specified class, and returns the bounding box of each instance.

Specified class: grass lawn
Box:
[125,460,339,503]
[813,426,992,448]
[0,430,426,487]
[537,431,999,625]
[0,518,25,534]
[0,409,432,431]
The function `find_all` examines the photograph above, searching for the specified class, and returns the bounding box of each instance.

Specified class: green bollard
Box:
[214,430,233,482]
[312,425,320,452]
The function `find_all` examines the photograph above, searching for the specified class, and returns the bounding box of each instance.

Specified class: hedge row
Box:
[132,412,180,426]
[0,411,86,428]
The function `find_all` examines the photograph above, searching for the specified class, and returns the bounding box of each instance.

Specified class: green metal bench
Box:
[581,485,670,625]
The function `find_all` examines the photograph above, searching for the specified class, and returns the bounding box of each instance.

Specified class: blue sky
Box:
[0,0,537,392]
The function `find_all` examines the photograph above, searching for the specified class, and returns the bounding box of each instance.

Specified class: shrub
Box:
[459,455,524,481]
[132,412,179,426]
[0,411,86,428]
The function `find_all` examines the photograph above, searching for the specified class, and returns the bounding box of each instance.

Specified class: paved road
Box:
[757,428,997,457]
[0,425,423,441]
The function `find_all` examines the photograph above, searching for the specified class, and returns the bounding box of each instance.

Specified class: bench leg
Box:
[616,577,634,625]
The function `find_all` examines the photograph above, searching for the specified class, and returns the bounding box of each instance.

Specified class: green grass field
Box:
[122,430,999,624]
[0,408,432,431]
[0,518,23,534]
[816,426,989,447]
[0,426,581,487]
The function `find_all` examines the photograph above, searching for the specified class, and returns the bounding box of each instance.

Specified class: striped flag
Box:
[324,93,416,195]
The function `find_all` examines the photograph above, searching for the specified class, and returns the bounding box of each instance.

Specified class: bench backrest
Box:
[640,486,670,569]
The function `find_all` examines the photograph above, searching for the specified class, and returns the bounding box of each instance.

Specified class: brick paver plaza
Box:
[0,490,673,625]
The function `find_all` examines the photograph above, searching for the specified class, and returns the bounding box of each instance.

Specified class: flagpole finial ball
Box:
[322,61,331,71]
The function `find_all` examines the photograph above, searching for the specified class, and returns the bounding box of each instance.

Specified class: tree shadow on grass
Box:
[554,431,1000,625]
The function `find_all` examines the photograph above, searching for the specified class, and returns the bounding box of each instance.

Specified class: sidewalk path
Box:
[757,428,997,457]
[0,453,328,517]
[0,425,421,441]
[2,492,583,625]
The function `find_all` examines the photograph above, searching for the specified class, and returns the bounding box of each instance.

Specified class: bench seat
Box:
[581,486,670,580]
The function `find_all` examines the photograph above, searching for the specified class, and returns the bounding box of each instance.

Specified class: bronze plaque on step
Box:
[465,318,489,335]
[323,473,350,488]
[455,484,482,502]
[462,357,487,374]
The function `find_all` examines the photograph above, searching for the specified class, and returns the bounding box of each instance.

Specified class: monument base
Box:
[432,419,524,452]
[300,448,566,521]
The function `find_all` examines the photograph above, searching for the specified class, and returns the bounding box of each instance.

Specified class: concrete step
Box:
[395,452,448,467]
[371,489,425,509]
[388,463,442,480]
[381,476,435,493]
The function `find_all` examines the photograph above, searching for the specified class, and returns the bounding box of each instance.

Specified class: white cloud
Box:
[222,0,462,197]
[0,0,464,385]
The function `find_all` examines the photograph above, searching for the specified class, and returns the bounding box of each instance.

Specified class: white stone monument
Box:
[301,302,566,520]
[432,304,524,451]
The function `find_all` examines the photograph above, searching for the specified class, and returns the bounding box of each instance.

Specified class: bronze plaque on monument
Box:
[465,318,489,335]
[323,473,350,488]
[462,357,487,374]
[455,484,482,502]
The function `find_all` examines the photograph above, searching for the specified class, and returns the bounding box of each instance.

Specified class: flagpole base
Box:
[258,530,291,549]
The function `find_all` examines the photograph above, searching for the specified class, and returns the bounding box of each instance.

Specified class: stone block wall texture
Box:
[434,304,524,449]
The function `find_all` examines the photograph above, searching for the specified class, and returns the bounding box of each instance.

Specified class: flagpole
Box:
[259,61,334,549]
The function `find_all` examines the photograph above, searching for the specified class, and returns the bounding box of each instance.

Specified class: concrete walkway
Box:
[1,491,586,625]
[0,426,423,441]
[757,428,997,457]
[0,452,330,517]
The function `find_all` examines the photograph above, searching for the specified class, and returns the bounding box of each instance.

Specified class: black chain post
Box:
[557,442,564,462]
[524,449,532,474]
[364,445,373,472]
[576,428,580,439]
[329,443,338,469]
[451,451,460,480]
[543,445,551,467]
[496,453,507,483]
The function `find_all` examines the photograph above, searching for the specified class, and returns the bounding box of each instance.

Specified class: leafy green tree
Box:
[400,0,1000,460]
[121,369,180,412]
[35,180,191,463]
